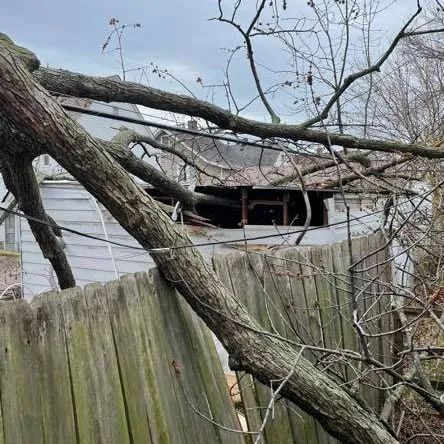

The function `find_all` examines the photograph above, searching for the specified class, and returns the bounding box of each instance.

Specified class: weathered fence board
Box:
[35,292,77,444]
[213,233,393,444]
[0,303,43,444]
[0,270,243,444]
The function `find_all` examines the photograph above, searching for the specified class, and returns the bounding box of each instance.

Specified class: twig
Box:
[254,346,306,444]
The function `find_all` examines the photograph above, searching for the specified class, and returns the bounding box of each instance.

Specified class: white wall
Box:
[1,99,160,250]
[20,181,383,298]
[33,100,159,178]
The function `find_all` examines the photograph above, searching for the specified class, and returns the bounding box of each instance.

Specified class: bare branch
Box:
[293,164,311,245]
[107,129,238,211]
[301,5,425,127]
[216,0,280,123]
[113,127,220,180]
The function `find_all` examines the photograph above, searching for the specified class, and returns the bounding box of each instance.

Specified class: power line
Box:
[52,90,185,126]
[54,90,286,152]
[9,206,146,250]
[0,190,432,254]
[60,103,312,156]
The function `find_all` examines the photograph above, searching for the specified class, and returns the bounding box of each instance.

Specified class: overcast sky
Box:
[0,0,421,122]
[1,1,242,84]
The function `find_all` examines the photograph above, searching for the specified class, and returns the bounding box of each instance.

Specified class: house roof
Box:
[194,151,425,193]
[37,96,157,181]
[157,129,280,169]
[55,98,428,194]
[155,128,422,192]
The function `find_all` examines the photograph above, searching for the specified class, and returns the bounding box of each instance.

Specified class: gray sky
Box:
[0,0,420,122]
[1,1,229,76]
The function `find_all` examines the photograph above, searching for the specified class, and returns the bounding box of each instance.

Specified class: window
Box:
[43,154,50,166]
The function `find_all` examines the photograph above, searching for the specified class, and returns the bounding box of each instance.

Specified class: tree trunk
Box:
[0,42,398,444]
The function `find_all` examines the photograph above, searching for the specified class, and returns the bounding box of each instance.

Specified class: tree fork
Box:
[107,131,239,211]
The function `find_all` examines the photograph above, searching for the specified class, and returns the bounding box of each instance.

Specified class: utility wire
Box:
[60,102,314,156]
[54,92,404,169]
[53,90,290,153]
[51,90,188,125]
[62,103,282,151]
[0,190,432,254]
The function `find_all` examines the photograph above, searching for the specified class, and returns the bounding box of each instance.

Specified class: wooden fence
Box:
[0,234,393,444]
[0,270,244,444]
[213,233,393,444]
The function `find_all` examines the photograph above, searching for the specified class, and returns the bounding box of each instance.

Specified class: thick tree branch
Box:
[108,131,197,210]
[0,157,75,289]
[271,151,372,186]
[403,27,444,37]
[0,33,39,71]
[111,127,222,181]
[33,68,444,158]
[0,196,17,226]
[108,128,239,210]
[319,156,412,190]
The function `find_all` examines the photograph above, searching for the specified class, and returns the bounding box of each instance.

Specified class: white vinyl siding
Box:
[20,182,155,297]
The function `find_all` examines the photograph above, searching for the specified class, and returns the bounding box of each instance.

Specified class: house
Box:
[0,97,400,298]
[152,122,388,228]
[154,121,281,185]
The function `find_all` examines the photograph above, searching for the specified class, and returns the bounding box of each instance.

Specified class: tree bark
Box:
[0,156,75,289]
[111,127,223,182]
[320,156,411,189]
[0,41,399,444]
[107,137,198,210]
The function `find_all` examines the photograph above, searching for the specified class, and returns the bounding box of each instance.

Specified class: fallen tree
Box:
[34,67,444,159]
[0,4,443,438]
[0,34,403,444]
